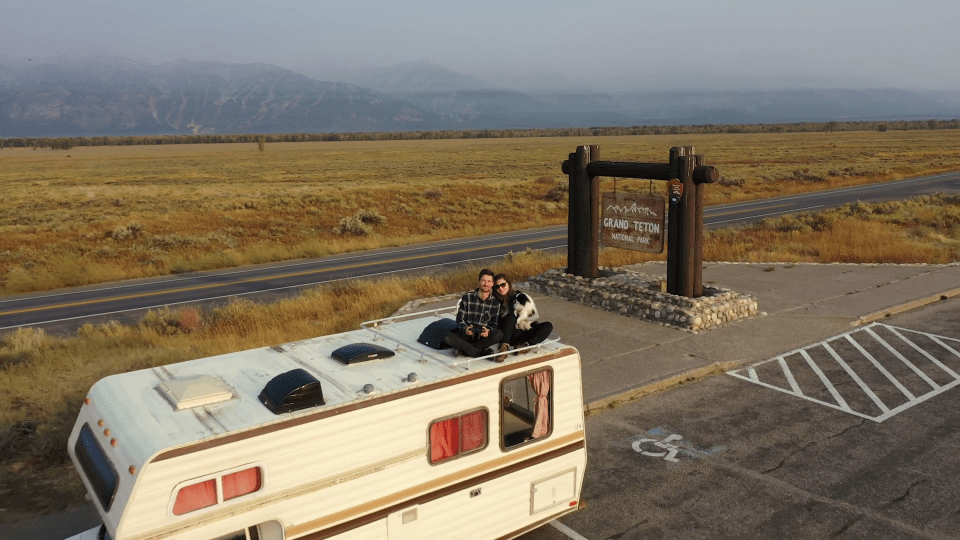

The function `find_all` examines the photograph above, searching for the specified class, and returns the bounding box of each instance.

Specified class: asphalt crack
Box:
[608,518,651,539]
[881,478,928,510]
[830,515,865,538]
[761,419,866,474]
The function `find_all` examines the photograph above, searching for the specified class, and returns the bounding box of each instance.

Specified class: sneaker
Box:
[494,343,510,363]
[513,342,529,356]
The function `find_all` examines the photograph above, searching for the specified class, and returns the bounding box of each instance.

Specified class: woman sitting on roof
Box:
[494,273,553,358]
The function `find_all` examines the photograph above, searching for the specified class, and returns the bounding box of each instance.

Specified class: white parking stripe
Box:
[886,326,960,379]
[865,326,939,390]
[778,356,803,394]
[842,333,916,400]
[728,323,960,422]
[549,520,590,540]
[800,349,850,411]
[822,341,889,413]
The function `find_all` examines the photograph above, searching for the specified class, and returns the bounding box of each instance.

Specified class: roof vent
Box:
[331,343,395,365]
[259,369,325,414]
[158,375,234,410]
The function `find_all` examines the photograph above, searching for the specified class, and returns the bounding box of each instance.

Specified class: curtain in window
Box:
[461,410,486,452]
[430,418,459,463]
[528,371,551,438]
[223,467,262,501]
[173,479,217,515]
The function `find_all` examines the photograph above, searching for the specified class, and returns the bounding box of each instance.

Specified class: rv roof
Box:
[85,309,563,465]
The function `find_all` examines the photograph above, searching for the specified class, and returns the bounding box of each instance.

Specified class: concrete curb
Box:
[854,285,960,326]
[583,361,742,416]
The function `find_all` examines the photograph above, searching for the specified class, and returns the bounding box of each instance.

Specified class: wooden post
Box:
[693,154,706,297]
[666,146,694,295]
[678,154,697,298]
[587,145,600,278]
[566,151,580,274]
[567,146,597,277]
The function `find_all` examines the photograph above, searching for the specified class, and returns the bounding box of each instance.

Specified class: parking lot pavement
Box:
[519,296,960,540]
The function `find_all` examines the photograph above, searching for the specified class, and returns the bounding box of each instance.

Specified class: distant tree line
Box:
[2,119,958,150]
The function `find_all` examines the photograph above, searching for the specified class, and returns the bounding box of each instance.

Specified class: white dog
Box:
[512,293,539,331]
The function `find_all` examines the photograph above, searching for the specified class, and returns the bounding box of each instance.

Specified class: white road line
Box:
[842,333,916,400]
[799,349,851,412]
[0,227,562,305]
[928,335,960,361]
[778,356,803,394]
[0,247,568,332]
[550,520,590,540]
[865,326,939,390]
[709,205,824,225]
[728,323,960,422]
[822,341,889,413]
[886,326,960,379]
[726,373,881,422]
[707,173,957,212]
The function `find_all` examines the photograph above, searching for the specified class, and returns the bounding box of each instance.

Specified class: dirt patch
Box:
[0,421,88,525]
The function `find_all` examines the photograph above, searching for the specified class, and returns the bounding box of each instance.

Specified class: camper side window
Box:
[172,465,263,516]
[429,409,488,464]
[500,369,552,449]
[74,423,119,511]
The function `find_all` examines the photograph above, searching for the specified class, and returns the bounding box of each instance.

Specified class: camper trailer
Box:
[65,307,587,540]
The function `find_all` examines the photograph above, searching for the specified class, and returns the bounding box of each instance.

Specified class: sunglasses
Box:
[495,282,509,289]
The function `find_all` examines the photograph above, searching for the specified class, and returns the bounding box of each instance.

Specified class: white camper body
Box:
[66,308,587,540]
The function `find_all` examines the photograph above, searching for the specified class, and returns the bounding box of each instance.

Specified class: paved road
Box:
[3,171,959,334]
[702,170,960,228]
[521,296,960,540]
[0,227,566,333]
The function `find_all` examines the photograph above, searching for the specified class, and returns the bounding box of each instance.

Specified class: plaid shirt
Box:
[455,289,501,333]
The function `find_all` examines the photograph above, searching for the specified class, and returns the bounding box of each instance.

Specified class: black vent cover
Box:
[259,368,325,414]
[331,343,395,365]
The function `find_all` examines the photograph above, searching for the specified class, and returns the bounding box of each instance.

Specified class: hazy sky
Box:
[4,0,958,92]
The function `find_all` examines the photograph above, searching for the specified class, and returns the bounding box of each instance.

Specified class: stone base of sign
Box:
[524,265,759,332]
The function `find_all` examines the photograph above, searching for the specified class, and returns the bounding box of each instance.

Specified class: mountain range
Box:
[2,56,959,138]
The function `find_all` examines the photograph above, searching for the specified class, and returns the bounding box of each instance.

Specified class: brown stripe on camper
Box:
[291,435,586,539]
[152,347,577,463]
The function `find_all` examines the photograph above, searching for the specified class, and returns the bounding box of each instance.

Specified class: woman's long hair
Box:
[493,273,513,309]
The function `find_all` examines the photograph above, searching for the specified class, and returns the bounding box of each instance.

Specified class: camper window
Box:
[172,465,264,516]
[223,467,263,501]
[429,408,488,464]
[173,479,217,515]
[74,423,119,511]
[500,369,552,449]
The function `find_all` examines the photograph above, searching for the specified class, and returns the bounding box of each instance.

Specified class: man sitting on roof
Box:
[443,268,504,360]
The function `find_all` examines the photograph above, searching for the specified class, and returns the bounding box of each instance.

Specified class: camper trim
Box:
[145,354,573,536]
[151,348,574,464]
[290,435,586,539]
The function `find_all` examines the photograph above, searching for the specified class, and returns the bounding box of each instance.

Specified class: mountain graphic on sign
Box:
[605,204,660,218]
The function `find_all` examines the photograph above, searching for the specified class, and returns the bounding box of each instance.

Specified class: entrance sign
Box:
[600,192,665,254]
[562,145,719,296]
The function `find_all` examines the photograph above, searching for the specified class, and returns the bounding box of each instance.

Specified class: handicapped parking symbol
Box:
[632,433,684,462]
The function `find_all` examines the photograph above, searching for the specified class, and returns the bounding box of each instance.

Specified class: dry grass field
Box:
[2,130,960,519]
[3,130,960,294]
